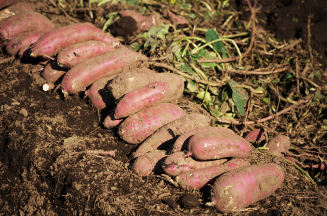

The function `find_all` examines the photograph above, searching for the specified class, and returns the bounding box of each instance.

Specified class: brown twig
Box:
[307,15,314,63]
[0,56,15,65]
[215,96,312,125]
[295,57,300,93]
[70,150,115,157]
[226,66,288,75]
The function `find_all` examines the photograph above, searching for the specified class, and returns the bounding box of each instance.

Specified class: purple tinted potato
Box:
[132,150,167,176]
[186,130,251,160]
[176,159,250,190]
[162,151,227,176]
[266,135,290,156]
[211,163,284,213]
[133,114,212,158]
[118,103,186,144]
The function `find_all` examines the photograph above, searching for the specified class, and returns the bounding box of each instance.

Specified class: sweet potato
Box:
[186,130,251,160]
[162,152,227,176]
[57,40,118,68]
[30,22,118,58]
[133,113,212,158]
[118,103,186,144]
[85,68,154,110]
[61,47,145,94]
[0,2,33,22]
[0,11,53,43]
[114,82,169,119]
[176,159,250,190]
[244,128,265,143]
[132,150,167,176]
[103,112,124,129]
[0,0,19,10]
[170,126,235,153]
[211,163,284,213]
[119,10,160,31]
[41,60,68,84]
[266,135,290,157]
[5,30,47,56]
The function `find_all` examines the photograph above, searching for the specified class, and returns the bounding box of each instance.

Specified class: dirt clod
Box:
[180,194,200,209]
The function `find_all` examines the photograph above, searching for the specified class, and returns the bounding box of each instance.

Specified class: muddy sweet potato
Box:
[0,2,33,22]
[170,126,235,153]
[0,0,19,10]
[61,47,145,94]
[5,30,47,56]
[41,60,68,84]
[186,130,251,160]
[103,112,125,129]
[85,68,154,110]
[118,103,186,144]
[108,72,184,101]
[162,152,227,176]
[114,82,169,119]
[266,135,290,157]
[0,11,53,43]
[30,22,118,58]
[211,163,284,213]
[57,40,118,68]
[176,159,250,190]
[132,150,167,176]
[133,114,212,158]
[244,128,265,143]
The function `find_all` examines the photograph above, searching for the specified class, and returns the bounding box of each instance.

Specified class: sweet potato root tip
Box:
[132,150,167,176]
[211,163,284,213]
[103,112,124,129]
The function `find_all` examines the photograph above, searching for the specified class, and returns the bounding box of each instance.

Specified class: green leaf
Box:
[186,79,199,92]
[201,51,218,69]
[227,81,247,115]
[178,64,199,77]
[144,24,169,49]
[205,29,228,58]
[262,97,271,103]
[187,49,207,61]
[129,42,142,52]
[196,91,212,103]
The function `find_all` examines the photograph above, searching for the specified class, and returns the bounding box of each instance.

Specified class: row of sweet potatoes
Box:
[0,2,291,213]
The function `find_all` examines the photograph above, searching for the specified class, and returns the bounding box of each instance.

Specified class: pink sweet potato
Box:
[0,11,53,43]
[41,60,68,84]
[133,113,212,158]
[61,47,145,94]
[118,103,186,144]
[211,163,284,213]
[119,10,160,32]
[162,151,227,176]
[30,22,118,58]
[266,135,290,157]
[186,130,251,160]
[132,150,167,176]
[85,68,154,110]
[176,159,250,190]
[108,72,184,101]
[0,0,19,10]
[114,82,169,119]
[103,112,125,129]
[6,30,48,56]
[171,126,235,153]
[244,128,265,143]
[57,40,118,68]
[0,2,33,22]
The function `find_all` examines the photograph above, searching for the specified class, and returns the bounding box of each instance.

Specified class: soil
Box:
[0,0,326,215]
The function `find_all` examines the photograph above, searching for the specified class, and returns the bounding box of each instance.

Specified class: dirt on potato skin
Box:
[0,0,326,215]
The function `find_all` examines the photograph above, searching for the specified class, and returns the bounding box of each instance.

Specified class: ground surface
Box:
[0,0,327,215]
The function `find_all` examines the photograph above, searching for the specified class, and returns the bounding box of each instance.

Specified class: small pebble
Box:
[180,194,199,209]
[19,108,28,117]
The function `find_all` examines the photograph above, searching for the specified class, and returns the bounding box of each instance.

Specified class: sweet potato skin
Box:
[61,47,144,94]
[119,10,160,31]
[6,30,47,56]
[0,11,53,42]
[266,135,290,156]
[103,112,124,129]
[132,150,167,176]
[57,40,118,68]
[119,103,186,144]
[212,163,284,213]
[108,72,184,101]
[30,22,118,57]
[0,0,19,10]
[171,126,235,153]
[114,82,169,119]
[162,151,227,176]
[41,60,68,84]
[133,114,212,158]
[186,130,251,160]
[85,68,154,110]
[0,2,33,22]
[244,128,265,143]
[176,159,250,190]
